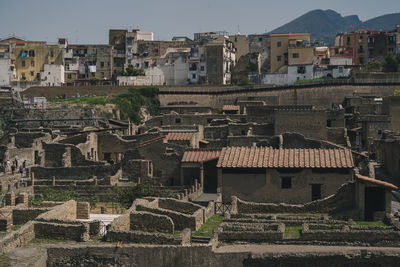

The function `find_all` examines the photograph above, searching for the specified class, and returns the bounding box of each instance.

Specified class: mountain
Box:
[360,13,400,31]
[269,9,400,45]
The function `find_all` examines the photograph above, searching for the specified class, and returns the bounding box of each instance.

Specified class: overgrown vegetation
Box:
[284,225,302,239]
[192,214,223,237]
[52,87,160,124]
[354,221,387,226]
[384,53,400,72]
[394,88,400,96]
[117,184,177,209]
[29,187,99,207]
[115,65,145,76]
[367,60,382,72]
[113,87,159,123]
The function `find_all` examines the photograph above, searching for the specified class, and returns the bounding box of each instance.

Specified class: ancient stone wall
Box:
[34,221,89,242]
[0,221,35,254]
[130,211,174,233]
[158,84,400,108]
[31,164,119,180]
[106,229,189,245]
[12,206,52,225]
[233,182,356,218]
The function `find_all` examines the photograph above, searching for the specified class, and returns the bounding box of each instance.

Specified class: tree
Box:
[383,53,400,72]
[367,60,382,72]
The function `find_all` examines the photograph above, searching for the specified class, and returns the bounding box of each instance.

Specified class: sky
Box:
[1,0,399,44]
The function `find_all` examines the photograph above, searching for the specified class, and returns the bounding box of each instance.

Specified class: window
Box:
[135,63,140,68]
[175,118,181,123]
[67,74,72,79]
[31,60,35,67]
[258,37,263,42]
[200,66,205,71]
[21,60,25,67]
[297,66,305,74]
[277,41,282,47]
[277,55,281,62]
[338,66,343,73]
[281,177,292,189]
[100,48,104,54]
[192,73,196,79]
[101,72,105,78]
[30,71,34,76]
[50,50,54,57]
[101,62,104,67]
[327,120,332,127]
[292,53,299,58]
[144,62,149,68]
[28,50,35,57]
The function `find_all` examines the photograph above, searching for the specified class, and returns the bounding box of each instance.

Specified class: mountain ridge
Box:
[269,9,399,45]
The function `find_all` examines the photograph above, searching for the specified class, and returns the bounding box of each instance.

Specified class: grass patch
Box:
[354,221,387,226]
[284,225,302,239]
[173,230,181,236]
[192,214,223,237]
[11,225,21,231]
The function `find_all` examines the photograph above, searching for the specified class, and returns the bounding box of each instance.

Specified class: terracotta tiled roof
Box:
[166,132,194,141]
[216,146,354,169]
[222,105,240,111]
[356,174,398,190]
[137,136,164,148]
[181,150,221,163]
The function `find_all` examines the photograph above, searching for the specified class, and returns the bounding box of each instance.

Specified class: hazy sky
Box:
[1,0,399,44]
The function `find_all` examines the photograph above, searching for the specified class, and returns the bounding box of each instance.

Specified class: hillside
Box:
[270,9,400,45]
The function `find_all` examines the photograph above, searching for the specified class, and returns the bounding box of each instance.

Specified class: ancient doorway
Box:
[311,184,321,201]
[364,187,385,221]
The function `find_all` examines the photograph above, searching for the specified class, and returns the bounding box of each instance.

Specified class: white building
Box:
[40,64,65,86]
[0,58,12,86]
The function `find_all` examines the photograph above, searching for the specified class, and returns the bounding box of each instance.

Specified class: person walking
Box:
[11,164,15,175]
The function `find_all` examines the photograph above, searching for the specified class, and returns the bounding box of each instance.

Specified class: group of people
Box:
[2,158,26,176]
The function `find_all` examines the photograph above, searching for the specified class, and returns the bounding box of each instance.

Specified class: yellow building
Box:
[269,33,311,73]
[10,41,63,81]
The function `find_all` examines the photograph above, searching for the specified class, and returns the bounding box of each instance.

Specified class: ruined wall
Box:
[222,168,353,204]
[232,182,356,218]
[31,164,119,180]
[130,211,174,233]
[34,222,89,242]
[46,243,400,267]
[159,84,400,108]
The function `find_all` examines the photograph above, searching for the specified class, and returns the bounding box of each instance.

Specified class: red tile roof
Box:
[222,105,240,111]
[181,150,221,163]
[356,174,398,190]
[166,132,194,141]
[217,146,354,169]
[137,136,164,148]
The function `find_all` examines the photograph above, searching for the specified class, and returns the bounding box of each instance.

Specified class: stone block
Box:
[77,202,90,219]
